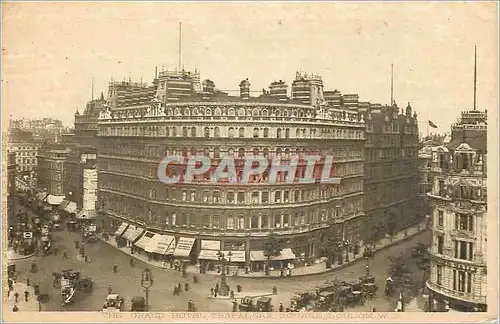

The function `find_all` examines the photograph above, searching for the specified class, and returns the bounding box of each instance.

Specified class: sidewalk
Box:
[4,281,39,312]
[98,221,428,278]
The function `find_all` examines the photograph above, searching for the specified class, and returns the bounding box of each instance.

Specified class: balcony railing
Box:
[427,281,486,305]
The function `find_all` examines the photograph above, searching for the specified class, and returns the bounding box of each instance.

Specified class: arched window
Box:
[263,148,269,158]
[191,127,197,137]
[263,128,269,138]
[238,108,246,116]
[283,110,289,117]
[275,109,281,117]
[276,128,282,138]
[174,108,181,116]
[253,147,259,155]
[228,108,235,116]
[214,127,220,138]
[215,108,222,116]
[299,110,304,118]
[238,148,246,158]
[166,127,170,137]
[192,108,198,116]
[262,109,268,117]
[253,128,259,138]
[204,127,210,138]
[182,127,188,137]
[239,127,245,138]
[228,127,235,138]
[190,147,197,156]
[252,109,259,117]
[276,147,282,157]
[172,127,177,137]
[184,108,191,116]
[205,108,211,116]
[295,129,300,138]
[285,128,290,138]
[214,147,221,158]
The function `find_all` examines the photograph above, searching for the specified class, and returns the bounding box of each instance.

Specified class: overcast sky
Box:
[2,2,498,131]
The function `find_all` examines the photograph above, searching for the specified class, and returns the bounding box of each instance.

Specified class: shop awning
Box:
[198,250,246,262]
[145,234,175,255]
[134,231,155,250]
[250,248,297,262]
[36,192,48,201]
[45,195,65,206]
[114,222,128,236]
[76,210,96,219]
[122,226,144,242]
[65,202,77,214]
[173,237,196,257]
[59,200,69,210]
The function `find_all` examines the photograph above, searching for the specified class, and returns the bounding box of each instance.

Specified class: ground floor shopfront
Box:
[426,282,487,312]
[104,213,363,272]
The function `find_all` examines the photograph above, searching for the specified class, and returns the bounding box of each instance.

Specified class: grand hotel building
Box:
[97,70,366,265]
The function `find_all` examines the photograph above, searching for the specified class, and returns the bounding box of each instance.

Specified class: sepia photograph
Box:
[1,1,498,322]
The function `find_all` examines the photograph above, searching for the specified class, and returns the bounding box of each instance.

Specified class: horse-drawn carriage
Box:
[131,296,146,311]
[238,297,254,312]
[287,291,316,312]
[102,294,125,312]
[255,297,273,312]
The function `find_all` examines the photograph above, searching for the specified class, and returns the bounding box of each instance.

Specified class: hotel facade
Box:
[97,70,367,266]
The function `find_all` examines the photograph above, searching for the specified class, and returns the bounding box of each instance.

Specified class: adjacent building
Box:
[426,109,487,312]
[36,143,71,206]
[7,152,17,220]
[357,102,422,238]
[97,69,366,266]
[7,128,41,175]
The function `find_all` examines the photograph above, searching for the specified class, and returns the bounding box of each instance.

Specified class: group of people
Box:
[173,275,198,295]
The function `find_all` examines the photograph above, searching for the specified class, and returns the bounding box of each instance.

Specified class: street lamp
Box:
[344,240,350,262]
[216,251,230,296]
[141,268,153,311]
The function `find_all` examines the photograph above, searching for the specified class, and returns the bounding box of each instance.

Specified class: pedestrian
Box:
[226,266,230,275]
[31,261,37,273]
[24,290,29,302]
[75,240,79,250]
[173,285,178,296]
[214,290,218,298]
[371,305,376,312]
[193,274,198,283]
[14,292,19,303]
[279,302,284,312]
[13,304,19,312]
[84,255,88,263]
[215,283,219,294]
[232,300,238,312]
[108,285,112,295]
[230,290,234,299]
[26,278,30,286]
[272,286,278,294]
[185,282,189,291]
[237,284,242,293]
[113,263,117,274]
[210,287,214,296]
[177,283,182,293]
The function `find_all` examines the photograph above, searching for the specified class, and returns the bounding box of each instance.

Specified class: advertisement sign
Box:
[23,232,33,239]
[201,240,221,250]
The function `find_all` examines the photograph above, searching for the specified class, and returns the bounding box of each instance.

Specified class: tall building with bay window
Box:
[97,69,366,268]
[426,109,487,312]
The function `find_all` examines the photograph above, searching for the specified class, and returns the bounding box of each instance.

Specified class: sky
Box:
[2,2,498,131]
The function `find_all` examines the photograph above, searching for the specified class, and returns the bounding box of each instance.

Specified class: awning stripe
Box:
[250,248,296,262]
[114,223,128,236]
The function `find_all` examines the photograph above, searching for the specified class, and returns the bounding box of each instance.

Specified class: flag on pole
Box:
[428,120,438,128]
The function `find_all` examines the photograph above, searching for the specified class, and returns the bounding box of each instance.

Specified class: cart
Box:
[131,296,146,311]
[238,296,254,312]
[102,294,124,312]
[256,296,273,312]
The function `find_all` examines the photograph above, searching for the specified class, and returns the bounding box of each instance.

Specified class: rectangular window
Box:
[262,192,269,203]
[226,216,234,229]
[251,192,259,204]
[294,190,300,202]
[437,236,444,254]
[438,210,444,227]
[182,190,187,201]
[251,216,259,229]
[190,190,196,202]
[455,213,474,231]
[274,191,281,203]
[261,215,269,228]
[436,265,443,285]
[237,192,245,203]
[227,192,235,204]
[283,191,290,203]
[202,191,209,203]
[274,216,281,228]
[202,215,210,228]
[454,240,473,261]
[212,215,220,228]
[213,191,220,203]
[238,216,245,229]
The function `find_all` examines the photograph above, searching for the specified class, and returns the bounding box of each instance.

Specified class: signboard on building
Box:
[80,153,97,163]
[201,240,221,250]
[23,232,33,239]
[83,169,98,211]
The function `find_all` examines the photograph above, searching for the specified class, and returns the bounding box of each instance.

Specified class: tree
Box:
[263,233,283,275]
[320,229,343,266]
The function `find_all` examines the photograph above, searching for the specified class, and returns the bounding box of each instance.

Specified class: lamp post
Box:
[141,268,153,311]
[216,251,230,296]
[344,240,350,263]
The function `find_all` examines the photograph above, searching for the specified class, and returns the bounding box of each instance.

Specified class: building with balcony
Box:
[97,69,366,268]
[7,128,41,175]
[418,139,439,218]
[426,109,487,312]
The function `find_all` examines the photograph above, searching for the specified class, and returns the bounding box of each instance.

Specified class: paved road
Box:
[11,204,430,312]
